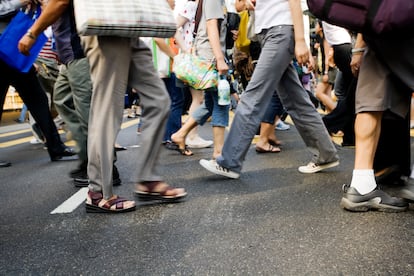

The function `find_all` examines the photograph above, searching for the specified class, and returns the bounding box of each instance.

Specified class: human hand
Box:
[231,30,238,41]
[245,0,256,10]
[350,53,363,77]
[295,40,309,66]
[216,59,229,76]
[18,32,36,56]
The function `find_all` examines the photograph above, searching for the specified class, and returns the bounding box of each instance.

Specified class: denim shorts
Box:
[192,87,229,127]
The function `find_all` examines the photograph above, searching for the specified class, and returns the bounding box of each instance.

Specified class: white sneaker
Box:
[186,136,213,149]
[275,121,290,131]
[30,138,43,144]
[298,160,339,173]
[199,159,240,179]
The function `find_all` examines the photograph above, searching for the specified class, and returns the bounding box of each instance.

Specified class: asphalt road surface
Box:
[1,111,414,275]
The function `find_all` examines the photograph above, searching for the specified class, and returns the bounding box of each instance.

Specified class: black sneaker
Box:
[69,161,87,179]
[340,184,408,212]
[73,165,122,187]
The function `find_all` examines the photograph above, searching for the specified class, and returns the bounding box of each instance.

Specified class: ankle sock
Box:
[350,169,377,195]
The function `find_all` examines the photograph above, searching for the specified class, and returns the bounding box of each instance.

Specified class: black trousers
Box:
[322,43,357,144]
[0,59,65,157]
[374,112,411,177]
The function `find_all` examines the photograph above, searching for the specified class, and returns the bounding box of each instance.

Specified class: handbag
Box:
[235,10,250,53]
[0,6,48,72]
[73,0,177,38]
[173,53,218,90]
[306,0,414,37]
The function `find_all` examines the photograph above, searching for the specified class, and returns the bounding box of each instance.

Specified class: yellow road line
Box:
[0,118,139,148]
[0,128,31,138]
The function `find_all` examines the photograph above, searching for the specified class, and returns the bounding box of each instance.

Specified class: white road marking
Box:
[50,188,88,214]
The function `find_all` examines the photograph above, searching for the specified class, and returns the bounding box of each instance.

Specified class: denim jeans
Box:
[192,87,229,127]
[163,73,185,141]
[262,90,285,124]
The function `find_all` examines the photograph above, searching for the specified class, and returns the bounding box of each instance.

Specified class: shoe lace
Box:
[215,162,230,173]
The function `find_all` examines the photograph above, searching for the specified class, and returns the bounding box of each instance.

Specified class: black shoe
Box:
[69,161,88,179]
[50,147,76,161]
[0,160,11,168]
[73,165,121,187]
[375,165,402,186]
[340,184,408,212]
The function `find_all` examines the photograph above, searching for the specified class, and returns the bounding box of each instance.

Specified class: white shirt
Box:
[254,0,292,35]
[322,22,351,46]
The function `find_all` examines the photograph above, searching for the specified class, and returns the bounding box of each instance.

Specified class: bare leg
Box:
[212,126,225,159]
[256,122,281,152]
[354,111,383,170]
[315,82,336,113]
[171,116,198,153]
[187,88,204,140]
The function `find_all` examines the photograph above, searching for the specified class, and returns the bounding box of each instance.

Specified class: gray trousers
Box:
[53,58,92,164]
[217,26,338,173]
[82,36,170,199]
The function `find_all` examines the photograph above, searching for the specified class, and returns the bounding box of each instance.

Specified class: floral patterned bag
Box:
[173,53,218,90]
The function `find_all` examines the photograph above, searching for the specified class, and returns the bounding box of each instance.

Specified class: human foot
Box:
[85,191,136,213]
[255,143,281,153]
[135,181,187,202]
[171,133,193,156]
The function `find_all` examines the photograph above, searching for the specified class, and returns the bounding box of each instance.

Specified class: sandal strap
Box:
[88,191,103,205]
[101,196,129,210]
[140,181,178,195]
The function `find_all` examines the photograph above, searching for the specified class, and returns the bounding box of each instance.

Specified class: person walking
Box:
[1,0,75,167]
[19,0,188,212]
[199,0,339,178]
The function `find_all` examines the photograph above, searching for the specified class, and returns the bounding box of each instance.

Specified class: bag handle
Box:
[193,0,203,38]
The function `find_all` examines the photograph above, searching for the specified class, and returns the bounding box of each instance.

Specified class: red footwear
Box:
[86,191,136,213]
[134,181,187,202]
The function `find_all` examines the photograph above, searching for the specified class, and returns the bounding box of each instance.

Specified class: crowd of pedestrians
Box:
[1,0,414,214]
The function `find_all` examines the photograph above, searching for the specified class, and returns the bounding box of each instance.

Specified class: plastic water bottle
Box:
[218,75,231,106]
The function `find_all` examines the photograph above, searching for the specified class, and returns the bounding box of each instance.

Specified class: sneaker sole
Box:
[199,160,240,179]
[186,142,213,149]
[340,197,408,212]
[298,160,339,174]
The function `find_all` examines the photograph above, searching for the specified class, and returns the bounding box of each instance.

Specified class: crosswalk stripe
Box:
[50,188,88,214]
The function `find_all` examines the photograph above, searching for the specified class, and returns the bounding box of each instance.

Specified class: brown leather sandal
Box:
[86,191,136,213]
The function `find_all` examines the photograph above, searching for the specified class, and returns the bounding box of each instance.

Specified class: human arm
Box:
[350,33,366,77]
[154,38,177,59]
[206,18,228,75]
[288,0,309,65]
[18,0,69,55]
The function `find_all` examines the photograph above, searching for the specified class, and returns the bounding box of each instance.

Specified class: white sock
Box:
[350,169,377,195]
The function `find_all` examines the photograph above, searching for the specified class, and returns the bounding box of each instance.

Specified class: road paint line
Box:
[0,128,31,138]
[50,188,88,214]
[0,120,138,148]
[121,118,139,129]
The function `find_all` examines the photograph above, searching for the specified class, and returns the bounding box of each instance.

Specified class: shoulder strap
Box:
[193,0,203,38]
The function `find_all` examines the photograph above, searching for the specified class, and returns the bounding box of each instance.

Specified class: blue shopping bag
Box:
[0,6,47,73]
